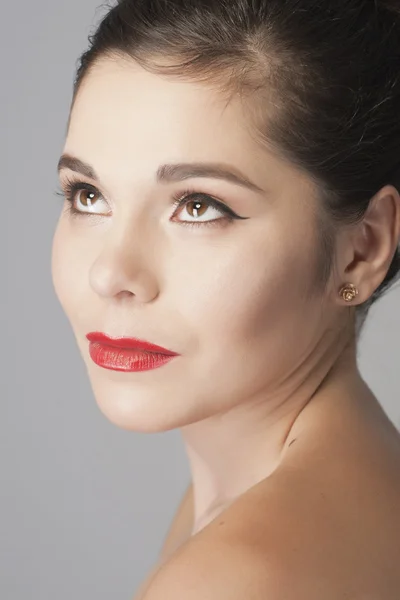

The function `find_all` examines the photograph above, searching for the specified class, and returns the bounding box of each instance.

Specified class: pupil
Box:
[85,191,95,206]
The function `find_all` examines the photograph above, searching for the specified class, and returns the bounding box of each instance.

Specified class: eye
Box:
[69,184,109,215]
[76,189,101,211]
[170,191,240,228]
[55,177,110,218]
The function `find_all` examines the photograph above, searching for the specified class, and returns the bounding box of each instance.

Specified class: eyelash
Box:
[55,176,244,229]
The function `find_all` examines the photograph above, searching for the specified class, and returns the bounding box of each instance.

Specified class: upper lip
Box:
[86,332,179,355]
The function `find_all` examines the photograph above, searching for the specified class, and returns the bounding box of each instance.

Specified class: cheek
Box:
[51,219,89,322]
[169,228,323,408]
[171,223,316,349]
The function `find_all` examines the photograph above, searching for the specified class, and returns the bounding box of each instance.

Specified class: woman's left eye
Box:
[56,180,246,228]
[170,191,242,228]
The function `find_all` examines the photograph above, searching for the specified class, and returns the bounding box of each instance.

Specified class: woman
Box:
[52,0,400,598]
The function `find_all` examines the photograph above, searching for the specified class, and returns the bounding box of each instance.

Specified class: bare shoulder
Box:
[141,438,400,600]
[140,532,278,599]
[139,492,346,600]
[139,392,400,600]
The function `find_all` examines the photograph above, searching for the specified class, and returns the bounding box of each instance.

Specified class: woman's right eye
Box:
[73,188,107,213]
[59,180,110,217]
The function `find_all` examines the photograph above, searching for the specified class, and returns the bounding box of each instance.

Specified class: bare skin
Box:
[133,357,400,599]
[51,56,400,599]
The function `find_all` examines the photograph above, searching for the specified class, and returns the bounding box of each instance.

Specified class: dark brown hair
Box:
[69,0,400,335]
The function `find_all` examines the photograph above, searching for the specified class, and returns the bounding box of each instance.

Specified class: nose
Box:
[88,224,160,303]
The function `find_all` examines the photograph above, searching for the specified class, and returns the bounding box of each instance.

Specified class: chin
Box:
[86,377,209,434]
[96,403,174,433]
[91,388,173,433]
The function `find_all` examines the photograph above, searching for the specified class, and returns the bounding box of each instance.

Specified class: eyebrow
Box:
[57,154,265,193]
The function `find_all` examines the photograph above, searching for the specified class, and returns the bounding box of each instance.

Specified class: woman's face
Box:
[52,56,343,432]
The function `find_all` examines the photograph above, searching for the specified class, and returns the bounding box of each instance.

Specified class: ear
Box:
[335,184,400,306]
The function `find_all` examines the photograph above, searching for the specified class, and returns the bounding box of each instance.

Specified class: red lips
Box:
[85,332,179,355]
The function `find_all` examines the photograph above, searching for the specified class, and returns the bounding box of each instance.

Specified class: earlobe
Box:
[338,283,359,303]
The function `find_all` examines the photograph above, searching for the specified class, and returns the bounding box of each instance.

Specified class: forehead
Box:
[69,58,256,159]
[65,56,315,198]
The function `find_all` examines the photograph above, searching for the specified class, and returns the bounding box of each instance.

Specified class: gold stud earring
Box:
[339,283,359,303]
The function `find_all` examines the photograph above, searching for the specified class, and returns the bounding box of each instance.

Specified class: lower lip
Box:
[88,342,177,372]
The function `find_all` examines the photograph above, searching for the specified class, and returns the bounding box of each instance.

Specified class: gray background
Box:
[1,1,399,598]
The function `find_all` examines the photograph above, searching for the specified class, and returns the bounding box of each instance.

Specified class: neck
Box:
[180,329,363,535]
